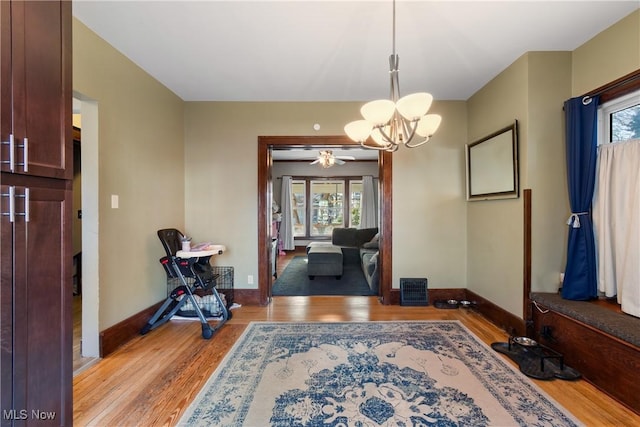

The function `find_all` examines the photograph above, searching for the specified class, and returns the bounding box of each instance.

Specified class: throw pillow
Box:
[362,233,380,249]
[366,252,378,276]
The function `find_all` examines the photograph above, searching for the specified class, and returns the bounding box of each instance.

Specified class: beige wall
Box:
[392,101,468,288]
[572,10,640,96]
[183,101,468,290]
[72,8,638,329]
[466,56,528,316]
[526,52,573,292]
[465,8,638,318]
[466,51,573,318]
[73,19,185,329]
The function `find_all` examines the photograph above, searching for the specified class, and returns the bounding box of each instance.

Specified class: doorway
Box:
[257,135,393,305]
[72,95,100,371]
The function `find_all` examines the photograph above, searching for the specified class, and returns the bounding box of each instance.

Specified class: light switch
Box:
[111,194,119,209]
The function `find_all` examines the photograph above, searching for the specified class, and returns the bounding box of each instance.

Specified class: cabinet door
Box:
[1,180,72,425]
[1,1,71,179]
[0,183,16,424]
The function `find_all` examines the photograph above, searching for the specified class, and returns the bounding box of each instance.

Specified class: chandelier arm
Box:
[375,124,399,148]
[360,140,391,151]
[401,118,420,146]
[386,143,399,153]
[404,136,430,148]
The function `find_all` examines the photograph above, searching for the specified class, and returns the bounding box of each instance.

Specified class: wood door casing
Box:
[257,136,392,305]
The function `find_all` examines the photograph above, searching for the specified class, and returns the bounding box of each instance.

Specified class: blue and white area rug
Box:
[179,321,582,426]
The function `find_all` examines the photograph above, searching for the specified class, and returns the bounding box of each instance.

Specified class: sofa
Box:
[307,227,379,293]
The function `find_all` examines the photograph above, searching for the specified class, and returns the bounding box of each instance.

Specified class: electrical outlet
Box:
[247,275,254,285]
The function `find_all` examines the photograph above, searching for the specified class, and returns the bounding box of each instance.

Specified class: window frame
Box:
[289,176,365,240]
[598,89,640,146]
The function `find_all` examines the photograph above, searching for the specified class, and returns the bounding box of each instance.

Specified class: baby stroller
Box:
[140,228,231,339]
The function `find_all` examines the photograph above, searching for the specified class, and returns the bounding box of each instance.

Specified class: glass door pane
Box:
[349,180,363,228]
[310,180,344,237]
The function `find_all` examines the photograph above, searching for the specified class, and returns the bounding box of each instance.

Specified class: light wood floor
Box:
[73,297,639,426]
[73,251,637,426]
[73,296,99,373]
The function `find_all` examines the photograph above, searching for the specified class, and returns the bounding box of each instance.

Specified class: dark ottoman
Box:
[307,245,343,279]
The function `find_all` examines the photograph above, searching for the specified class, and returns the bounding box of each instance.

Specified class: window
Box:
[599,90,640,145]
[288,177,364,238]
[310,180,344,237]
[349,181,363,228]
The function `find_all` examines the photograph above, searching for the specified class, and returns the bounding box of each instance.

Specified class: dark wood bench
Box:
[530,292,640,413]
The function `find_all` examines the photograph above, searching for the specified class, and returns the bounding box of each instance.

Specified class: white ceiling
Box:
[72,0,639,103]
[72,1,638,161]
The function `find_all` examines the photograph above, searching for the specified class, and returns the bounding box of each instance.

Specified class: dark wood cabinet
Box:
[1,0,71,179]
[1,178,72,425]
[1,1,72,425]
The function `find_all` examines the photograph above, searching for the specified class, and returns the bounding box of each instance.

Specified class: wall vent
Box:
[400,278,428,306]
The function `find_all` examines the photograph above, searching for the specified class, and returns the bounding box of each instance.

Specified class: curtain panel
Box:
[561,95,600,301]
[280,176,295,251]
[360,175,377,228]
[593,139,640,317]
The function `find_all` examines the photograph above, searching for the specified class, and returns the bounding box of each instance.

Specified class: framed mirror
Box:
[466,120,519,201]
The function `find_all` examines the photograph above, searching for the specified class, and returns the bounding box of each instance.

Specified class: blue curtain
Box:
[562,95,599,300]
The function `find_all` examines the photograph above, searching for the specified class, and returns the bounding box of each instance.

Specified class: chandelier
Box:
[344,0,441,152]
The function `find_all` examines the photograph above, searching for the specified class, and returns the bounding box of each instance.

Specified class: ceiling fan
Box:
[309,150,355,168]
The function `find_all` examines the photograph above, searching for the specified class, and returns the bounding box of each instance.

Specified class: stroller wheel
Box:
[201,324,214,339]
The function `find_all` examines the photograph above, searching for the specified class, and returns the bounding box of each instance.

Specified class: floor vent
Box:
[400,278,428,306]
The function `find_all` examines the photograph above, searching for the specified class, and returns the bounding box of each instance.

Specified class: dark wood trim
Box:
[232,289,261,306]
[523,189,532,336]
[257,140,270,305]
[465,289,526,337]
[99,301,163,357]
[257,136,391,306]
[585,68,640,103]
[379,150,392,304]
[389,288,467,306]
[275,160,377,164]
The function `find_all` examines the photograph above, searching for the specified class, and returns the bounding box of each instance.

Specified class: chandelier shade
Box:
[344,0,441,152]
[361,100,396,125]
[396,93,433,120]
[344,120,373,142]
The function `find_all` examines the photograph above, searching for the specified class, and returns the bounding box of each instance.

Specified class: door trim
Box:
[257,135,392,304]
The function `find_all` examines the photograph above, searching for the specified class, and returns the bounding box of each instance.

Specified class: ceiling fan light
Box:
[361,99,395,125]
[344,120,373,142]
[415,114,442,137]
[396,92,433,120]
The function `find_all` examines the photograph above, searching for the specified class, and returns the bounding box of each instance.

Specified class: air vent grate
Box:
[400,278,428,306]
